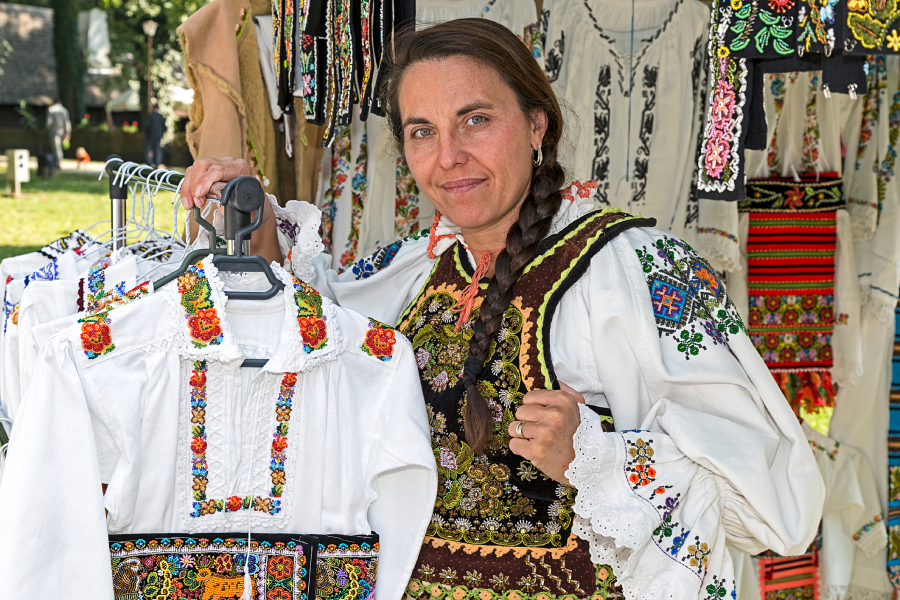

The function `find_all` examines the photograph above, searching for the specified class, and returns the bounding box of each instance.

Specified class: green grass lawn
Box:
[0,168,183,260]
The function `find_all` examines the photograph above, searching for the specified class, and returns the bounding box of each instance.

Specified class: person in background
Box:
[46,99,70,169]
[144,103,166,168]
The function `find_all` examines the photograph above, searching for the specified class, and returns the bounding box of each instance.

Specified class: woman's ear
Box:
[531,109,549,149]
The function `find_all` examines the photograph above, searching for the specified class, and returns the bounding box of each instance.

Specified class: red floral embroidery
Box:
[784,187,805,209]
[190,369,207,389]
[362,325,396,361]
[297,316,328,350]
[268,555,293,579]
[188,308,224,344]
[272,436,289,453]
[191,437,207,456]
[226,496,244,513]
[178,262,224,349]
[628,464,657,487]
[80,321,114,358]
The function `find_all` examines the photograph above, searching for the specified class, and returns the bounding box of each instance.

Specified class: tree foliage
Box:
[99,0,207,143]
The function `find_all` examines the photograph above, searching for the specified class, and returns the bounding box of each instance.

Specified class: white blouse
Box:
[0,259,437,600]
[287,185,825,599]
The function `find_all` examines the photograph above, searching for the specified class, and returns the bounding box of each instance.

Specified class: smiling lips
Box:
[441,178,486,194]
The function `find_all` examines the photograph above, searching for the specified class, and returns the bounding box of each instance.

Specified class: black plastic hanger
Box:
[155,177,285,368]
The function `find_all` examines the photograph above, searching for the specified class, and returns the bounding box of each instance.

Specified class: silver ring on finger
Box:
[515,420,527,439]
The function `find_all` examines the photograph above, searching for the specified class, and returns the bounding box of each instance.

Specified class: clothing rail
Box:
[101,155,186,250]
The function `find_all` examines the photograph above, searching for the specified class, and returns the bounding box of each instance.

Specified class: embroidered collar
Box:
[428,181,600,261]
[168,256,340,373]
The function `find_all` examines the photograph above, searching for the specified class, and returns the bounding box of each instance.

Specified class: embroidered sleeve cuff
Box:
[853,514,888,558]
[566,404,736,599]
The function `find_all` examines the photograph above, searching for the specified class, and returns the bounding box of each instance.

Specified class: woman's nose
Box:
[437,131,467,170]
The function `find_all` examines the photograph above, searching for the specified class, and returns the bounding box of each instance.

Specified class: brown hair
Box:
[379,19,566,454]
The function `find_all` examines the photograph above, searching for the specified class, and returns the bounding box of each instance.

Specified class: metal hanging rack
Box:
[102,154,187,250]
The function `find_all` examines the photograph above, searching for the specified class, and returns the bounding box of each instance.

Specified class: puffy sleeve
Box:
[0,332,114,600]
[363,334,439,600]
[564,227,824,599]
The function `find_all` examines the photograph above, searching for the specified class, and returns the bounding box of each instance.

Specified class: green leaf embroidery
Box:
[849,13,887,48]
[730,37,752,51]
[754,27,771,52]
[759,9,780,24]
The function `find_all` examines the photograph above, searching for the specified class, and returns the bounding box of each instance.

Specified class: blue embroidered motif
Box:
[637,235,745,359]
[650,279,690,326]
[351,229,429,280]
[24,258,59,287]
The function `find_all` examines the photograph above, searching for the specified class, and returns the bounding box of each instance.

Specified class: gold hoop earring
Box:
[532,146,543,167]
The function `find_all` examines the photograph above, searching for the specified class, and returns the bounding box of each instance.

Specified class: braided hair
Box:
[380,19,568,455]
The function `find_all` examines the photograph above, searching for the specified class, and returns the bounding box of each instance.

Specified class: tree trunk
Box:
[50,0,85,119]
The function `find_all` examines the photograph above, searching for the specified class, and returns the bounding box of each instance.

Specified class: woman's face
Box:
[398,56,547,241]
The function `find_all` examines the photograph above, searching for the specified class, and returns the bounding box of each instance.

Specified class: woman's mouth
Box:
[440,178,485,194]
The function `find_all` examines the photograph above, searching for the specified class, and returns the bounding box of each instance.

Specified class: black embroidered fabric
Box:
[107,531,379,600]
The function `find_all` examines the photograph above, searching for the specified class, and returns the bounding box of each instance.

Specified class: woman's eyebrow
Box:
[402,116,431,129]
[456,102,494,116]
[402,102,494,129]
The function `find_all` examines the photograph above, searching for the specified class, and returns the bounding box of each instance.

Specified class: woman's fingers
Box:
[181,158,251,210]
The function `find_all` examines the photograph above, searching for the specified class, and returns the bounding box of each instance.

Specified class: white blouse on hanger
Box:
[281,184,825,599]
[0,260,437,600]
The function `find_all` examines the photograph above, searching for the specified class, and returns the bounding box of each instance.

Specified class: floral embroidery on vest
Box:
[290,275,328,353]
[361,318,396,361]
[190,363,298,518]
[846,0,900,52]
[697,5,749,196]
[399,208,646,556]
[177,261,224,349]
[637,235,745,359]
[317,540,380,600]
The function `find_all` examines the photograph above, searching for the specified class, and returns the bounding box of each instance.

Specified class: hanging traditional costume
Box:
[541,0,744,273]
[288,181,825,600]
[0,251,438,600]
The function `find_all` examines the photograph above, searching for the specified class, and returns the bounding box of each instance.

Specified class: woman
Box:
[181,19,823,600]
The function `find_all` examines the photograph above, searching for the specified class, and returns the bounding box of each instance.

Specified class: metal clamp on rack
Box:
[105,155,128,251]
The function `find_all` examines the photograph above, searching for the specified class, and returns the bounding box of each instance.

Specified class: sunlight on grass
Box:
[0,168,184,260]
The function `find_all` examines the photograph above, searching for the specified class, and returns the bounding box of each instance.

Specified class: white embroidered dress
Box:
[285,183,825,599]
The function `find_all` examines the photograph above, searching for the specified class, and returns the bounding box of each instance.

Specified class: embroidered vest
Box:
[398,209,652,598]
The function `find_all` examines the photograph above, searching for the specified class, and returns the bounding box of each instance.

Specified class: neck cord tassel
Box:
[451,246,503,332]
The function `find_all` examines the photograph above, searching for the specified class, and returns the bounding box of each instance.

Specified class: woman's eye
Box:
[467,115,485,126]
[412,128,433,139]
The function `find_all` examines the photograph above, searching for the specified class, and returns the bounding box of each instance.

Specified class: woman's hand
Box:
[508,382,584,486]
[181,157,254,210]
[180,157,283,265]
